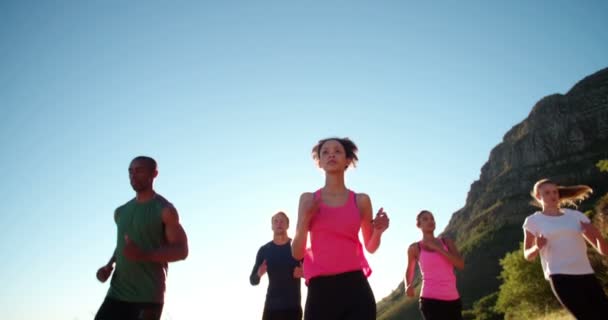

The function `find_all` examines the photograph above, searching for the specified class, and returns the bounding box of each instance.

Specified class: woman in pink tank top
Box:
[291,137,390,320]
[404,210,464,320]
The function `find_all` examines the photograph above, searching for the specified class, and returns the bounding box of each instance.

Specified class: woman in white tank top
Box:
[522,178,608,319]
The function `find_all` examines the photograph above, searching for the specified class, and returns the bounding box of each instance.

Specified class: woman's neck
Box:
[542,205,562,216]
[324,172,347,193]
[422,232,435,240]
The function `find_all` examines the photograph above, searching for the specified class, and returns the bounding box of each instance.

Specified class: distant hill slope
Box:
[377,67,608,320]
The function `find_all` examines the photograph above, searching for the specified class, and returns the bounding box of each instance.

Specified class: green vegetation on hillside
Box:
[495,243,560,319]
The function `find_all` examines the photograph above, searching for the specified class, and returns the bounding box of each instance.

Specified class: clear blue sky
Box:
[1,1,606,319]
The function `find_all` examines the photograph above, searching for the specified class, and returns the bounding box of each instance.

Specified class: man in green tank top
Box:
[95,156,189,320]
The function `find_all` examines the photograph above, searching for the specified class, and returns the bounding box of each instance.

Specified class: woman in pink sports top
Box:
[404,210,464,320]
[291,137,390,320]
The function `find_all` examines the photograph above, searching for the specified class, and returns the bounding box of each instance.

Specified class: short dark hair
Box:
[131,156,157,172]
[311,137,359,169]
[416,210,432,222]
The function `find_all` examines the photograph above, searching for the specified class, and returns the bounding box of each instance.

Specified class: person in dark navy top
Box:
[250,211,303,320]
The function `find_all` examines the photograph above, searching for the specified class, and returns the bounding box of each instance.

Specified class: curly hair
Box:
[311,137,359,169]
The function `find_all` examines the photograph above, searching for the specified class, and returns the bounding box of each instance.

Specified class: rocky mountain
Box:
[377,67,608,320]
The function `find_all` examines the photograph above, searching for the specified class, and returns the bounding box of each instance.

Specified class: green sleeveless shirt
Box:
[107,194,172,303]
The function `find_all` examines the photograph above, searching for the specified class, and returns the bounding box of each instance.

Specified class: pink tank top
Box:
[418,239,459,300]
[303,189,372,282]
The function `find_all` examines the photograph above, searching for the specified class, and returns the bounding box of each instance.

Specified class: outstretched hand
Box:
[405,285,415,297]
[373,208,389,233]
[422,239,442,252]
[123,234,147,261]
[535,234,547,250]
[257,260,267,278]
[96,264,113,283]
[293,263,303,279]
[300,197,321,229]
